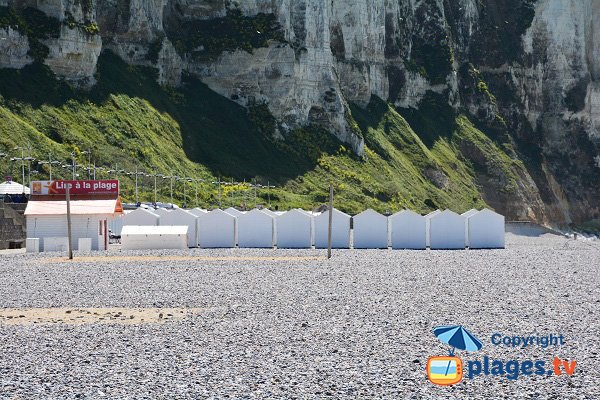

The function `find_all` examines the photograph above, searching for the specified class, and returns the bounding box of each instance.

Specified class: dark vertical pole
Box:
[66,185,73,260]
[327,184,333,259]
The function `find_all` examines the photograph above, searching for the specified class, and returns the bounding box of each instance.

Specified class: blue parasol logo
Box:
[433,325,483,355]
[428,325,483,381]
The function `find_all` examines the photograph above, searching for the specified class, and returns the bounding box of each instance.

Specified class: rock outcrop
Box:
[0,0,598,225]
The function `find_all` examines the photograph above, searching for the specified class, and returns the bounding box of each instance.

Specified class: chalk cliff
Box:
[0,0,598,225]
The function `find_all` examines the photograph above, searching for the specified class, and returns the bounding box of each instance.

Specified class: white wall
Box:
[188,208,208,217]
[314,208,351,249]
[425,210,441,247]
[237,209,274,248]
[462,209,478,247]
[27,214,106,251]
[429,210,466,249]
[277,209,313,248]
[353,209,388,249]
[198,209,237,248]
[121,225,188,250]
[224,207,244,218]
[122,208,159,226]
[153,208,172,218]
[108,210,129,236]
[390,210,426,249]
[160,208,198,248]
[468,209,505,249]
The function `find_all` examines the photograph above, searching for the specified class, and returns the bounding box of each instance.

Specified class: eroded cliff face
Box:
[0,0,598,225]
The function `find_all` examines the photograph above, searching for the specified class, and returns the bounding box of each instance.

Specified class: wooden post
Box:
[66,185,73,260]
[327,184,333,259]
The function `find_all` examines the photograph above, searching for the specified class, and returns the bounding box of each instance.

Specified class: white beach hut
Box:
[122,208,159,226]
[121,225,188,250]
[153,208,172,218]
[237,209,275,248]
[25,198,123,251]
[425,209,441,247]
[259,208,278,218]
[197,209,237,248]
[467,208,505,249]
[160,208,198,248]
[188,208,208,217]
[462,209,478,247]
[390,210,427,249]
[462,209,478,218]
[0,180,30,195]
[224,207,244,218]
[314,208,351,249]
[429,210,466,249]
[353,209,388,249]
[277,209,313,248]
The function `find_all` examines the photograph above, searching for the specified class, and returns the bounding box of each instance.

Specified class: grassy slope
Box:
[0,52,523,214]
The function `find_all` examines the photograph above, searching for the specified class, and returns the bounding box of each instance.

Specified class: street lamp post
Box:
[253,179,258,208]
[24,144,34,188]
[134,166,139,204]
[212,177,224,209]
[70,152,77,180]
[0,152,6,179]
[153,169,157,205]
[194,178,203,208]
[81,150,91,179]
[181,177,188,208]
[47,154,53,181]
[12,146,25,193]
[265,181,276,208]
[171,176,176,206]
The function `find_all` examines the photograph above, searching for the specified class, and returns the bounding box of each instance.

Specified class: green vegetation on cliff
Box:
[0,51,522,214]
[166,9,285,60]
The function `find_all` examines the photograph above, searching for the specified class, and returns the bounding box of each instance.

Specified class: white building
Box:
[122,208,159,226]
[160,208,198,248]
[107,210,131,237]
[467,208,505,249]
[25,198,123,251]
[188,208,208,217]
[224,207,244,218]
[462,209,479,247]
[390,210,427,249]
[425,210,441,247]
[353,209,388,249]
[237,209,275,248]
[259,208,278,218]
[0,180,30,195]
[121,225,188,250]
[314,208,351,249]
[429,210,466,249]
[277,209,313,248]
[153,208,172,218]
[197,209,237,248]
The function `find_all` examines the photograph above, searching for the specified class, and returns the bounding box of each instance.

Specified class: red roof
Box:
[25,198,123,216]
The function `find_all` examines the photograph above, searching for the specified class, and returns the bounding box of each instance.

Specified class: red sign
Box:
[31,180,119,195]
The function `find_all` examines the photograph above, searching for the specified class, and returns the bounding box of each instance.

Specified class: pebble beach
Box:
[0,233,598,399]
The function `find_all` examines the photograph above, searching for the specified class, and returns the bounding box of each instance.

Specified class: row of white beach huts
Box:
[118,207,505,250]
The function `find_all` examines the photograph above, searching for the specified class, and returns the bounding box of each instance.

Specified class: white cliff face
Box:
[0,0,598,223]
[0,0,101,84]
[0,27,31,69]
[44,24,102,84]
[521,1,594,129]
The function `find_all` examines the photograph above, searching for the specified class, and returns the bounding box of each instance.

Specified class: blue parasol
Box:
[433,325,483,375]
